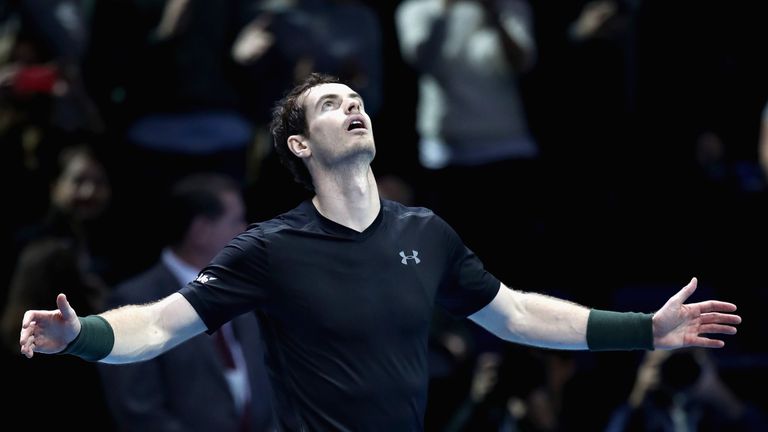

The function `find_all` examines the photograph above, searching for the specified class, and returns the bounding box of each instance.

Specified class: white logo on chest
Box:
[399,250,420,265]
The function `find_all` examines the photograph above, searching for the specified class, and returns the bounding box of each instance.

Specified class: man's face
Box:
[299,83,375,167]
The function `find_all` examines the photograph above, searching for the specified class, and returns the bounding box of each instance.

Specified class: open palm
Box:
[652,278,741,350]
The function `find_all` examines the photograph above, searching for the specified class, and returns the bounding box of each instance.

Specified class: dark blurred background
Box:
[1,0,766,430]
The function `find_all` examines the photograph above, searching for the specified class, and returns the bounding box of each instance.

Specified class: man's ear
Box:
[287,135,310,159]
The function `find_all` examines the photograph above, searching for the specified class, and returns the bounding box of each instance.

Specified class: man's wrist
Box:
[586,309,654,351]
[58,315,114,361]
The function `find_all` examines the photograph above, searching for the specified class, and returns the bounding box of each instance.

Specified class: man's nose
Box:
[345,98,361,113]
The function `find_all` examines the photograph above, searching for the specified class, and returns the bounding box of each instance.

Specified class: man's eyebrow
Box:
[314,93,363,110]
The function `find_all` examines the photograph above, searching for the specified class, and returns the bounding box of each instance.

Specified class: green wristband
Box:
[587,309,654,351]
[58,315,115,361]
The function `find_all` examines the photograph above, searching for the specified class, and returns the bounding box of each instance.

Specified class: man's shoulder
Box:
[383,199,434,217]
[382,199,443,225]
[245,200,317,237]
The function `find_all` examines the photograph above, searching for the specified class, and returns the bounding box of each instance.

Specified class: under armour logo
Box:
[399,250,420,265]
[196,274,217,284]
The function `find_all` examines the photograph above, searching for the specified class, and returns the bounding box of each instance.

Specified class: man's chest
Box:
[266,232,447,340]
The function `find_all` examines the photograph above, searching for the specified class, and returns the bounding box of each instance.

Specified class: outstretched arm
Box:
[469,277,740,350]
[20,292,206,363]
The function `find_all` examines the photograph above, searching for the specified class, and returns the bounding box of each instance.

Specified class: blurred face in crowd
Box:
[205,191,246,252]
[194,190,247,259]
[51,151,111,221]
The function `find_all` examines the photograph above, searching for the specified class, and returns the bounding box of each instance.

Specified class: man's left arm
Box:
[469,277,741,351]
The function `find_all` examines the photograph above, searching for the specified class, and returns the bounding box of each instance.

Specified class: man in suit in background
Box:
[99,173,274,432]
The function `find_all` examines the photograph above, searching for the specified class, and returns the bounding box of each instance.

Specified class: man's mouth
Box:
[346,115,367,132]
[347,120,365,131]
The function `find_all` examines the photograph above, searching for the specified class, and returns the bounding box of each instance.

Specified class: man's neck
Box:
[312,168,380,233]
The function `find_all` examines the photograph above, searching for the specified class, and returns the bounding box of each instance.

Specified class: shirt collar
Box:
[300,199,385,241]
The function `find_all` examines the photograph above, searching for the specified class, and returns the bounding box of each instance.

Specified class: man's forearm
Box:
[100,293,204,364]
[509,292,654,351]
[471,283,654,351]
[503,290,590,349]
[471,286,589,350]
[99,303,170,364]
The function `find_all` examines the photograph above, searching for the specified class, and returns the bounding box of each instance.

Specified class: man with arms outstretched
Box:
[20,74,741,432]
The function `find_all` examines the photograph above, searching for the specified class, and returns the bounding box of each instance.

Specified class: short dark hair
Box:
[269,73,340,191]
[165,173,241,247]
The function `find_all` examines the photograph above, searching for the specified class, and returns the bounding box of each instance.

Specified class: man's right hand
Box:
[19,294,81,358]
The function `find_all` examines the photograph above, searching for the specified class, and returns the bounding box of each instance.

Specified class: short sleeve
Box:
[179,227,271,333]
[435,219,500,317]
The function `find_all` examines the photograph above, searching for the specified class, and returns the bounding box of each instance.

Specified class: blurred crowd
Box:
[1,1,767,431]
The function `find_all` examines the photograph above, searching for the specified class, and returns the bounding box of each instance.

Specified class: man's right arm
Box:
[20,292,206,364]
[101,293,206,364]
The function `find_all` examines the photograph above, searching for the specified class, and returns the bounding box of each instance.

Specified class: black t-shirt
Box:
[180,199,500,431]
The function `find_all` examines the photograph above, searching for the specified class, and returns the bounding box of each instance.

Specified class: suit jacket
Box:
[98,262,274,432]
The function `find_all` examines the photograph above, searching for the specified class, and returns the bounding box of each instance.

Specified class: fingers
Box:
[21,312,38,358]
[699,324,738,335]
[22,340,35,358]
[700,312,742,325]
[670,277,698,304]
[22,310,36,328]
[56,293,75,320]
[19,321,36,358]
[696,300,738,314]
[20,343,32,358]
[691,337,726,349]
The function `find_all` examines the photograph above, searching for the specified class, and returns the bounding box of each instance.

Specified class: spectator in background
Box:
[605,348,767,431]
[85,0,264,188]
[1,143,114,430]
[0,0,103,135]
[396,0,537,172]
[442,346,583,432]
[0,0,104,238]
[758,100,768,181]
[253,0,383,118]
[395,0,542,285]
[99,173,274,432]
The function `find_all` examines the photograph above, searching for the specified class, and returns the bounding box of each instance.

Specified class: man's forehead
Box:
[302,83,356,105]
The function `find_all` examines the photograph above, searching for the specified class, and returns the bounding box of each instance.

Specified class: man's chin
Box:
[335,146,375,166]
[350,140,376,159]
